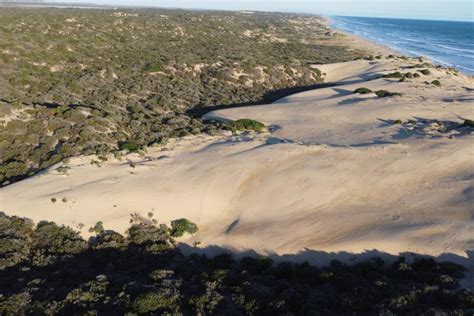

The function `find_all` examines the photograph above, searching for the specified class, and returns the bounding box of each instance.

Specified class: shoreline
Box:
[327,16,474,77]
[321,16,398,57]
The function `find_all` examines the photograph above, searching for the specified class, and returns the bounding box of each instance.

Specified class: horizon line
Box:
[2,1,473,23]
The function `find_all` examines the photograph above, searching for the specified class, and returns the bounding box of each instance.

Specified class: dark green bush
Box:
[0,213,34,269]
[382,72,404,79]
[353,87,373,94]
[119,142,141,153]
[170,218,198,237]
[88,221,104,234]
[431,80,441,87]
[132,290,181,314]
[375,90,403,98]
[419,69,431,75]
[225,119,265,133]
[30,221,87,266]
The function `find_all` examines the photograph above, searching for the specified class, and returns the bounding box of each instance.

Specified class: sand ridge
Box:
[1,52,473,266]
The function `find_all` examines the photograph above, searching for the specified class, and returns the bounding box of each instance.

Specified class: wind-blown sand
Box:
[1,38,473,271]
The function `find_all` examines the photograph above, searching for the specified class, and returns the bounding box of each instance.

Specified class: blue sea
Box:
[330,16,474,75]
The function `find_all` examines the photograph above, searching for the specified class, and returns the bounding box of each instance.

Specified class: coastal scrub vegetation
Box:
[382,71,404,79]
[419,69,432,75]
[431,80,442,87]
[0,212,472,314]
[0,8,365,186]
[225,119,266,133]
[353,87,373,94]
[382,71,420,81]
[375,90,403,98]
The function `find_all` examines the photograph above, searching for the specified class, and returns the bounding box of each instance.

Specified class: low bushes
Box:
[353,87,373,94]
[170,218,199,237]
[382,72,404,79]
[431,80,441,87]
[419,69,431,75]
[225,119,265,133]
[353,89,402,98]
[118,142,141,153]
[375,90,403,98]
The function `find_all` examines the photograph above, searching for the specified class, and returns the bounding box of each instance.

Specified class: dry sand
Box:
[1,36,473,271]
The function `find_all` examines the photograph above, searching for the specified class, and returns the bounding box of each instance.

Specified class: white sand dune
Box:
[1,54,473,268]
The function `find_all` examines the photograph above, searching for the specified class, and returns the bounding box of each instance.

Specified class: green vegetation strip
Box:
[225,119,266,133]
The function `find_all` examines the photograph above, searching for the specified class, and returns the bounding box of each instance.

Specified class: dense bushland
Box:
[0,212,472,315]
[0,8,364,185]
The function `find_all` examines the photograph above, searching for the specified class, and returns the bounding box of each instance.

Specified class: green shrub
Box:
[225,119,265,133]
[119,142,141,153]
[419,69,431,75]
[413,73,421,78]
[382,72,403,79]
[0,213,34,269]
[431,80,441,87]
[170,218,198,237]
[375,90,403,98]
[393,119,403,124]
[127,223,172,252]
[132,290,181,314]
[88,221,104,234]
[31,221,87,266]
[56,166,70,174]
[353,87,373,94]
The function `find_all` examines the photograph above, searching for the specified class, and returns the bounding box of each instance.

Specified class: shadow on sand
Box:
[186,82,336,117]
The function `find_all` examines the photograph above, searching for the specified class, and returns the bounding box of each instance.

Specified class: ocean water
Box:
[330,16,474,75]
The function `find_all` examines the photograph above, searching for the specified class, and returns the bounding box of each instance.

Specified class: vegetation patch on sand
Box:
[431,80,441,87]
[353,87,373,94]
[225,118,266,133]
[375,90,403,98]
[418,69,432,75]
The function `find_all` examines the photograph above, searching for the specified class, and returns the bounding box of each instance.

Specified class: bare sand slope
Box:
[1,56,473,264]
